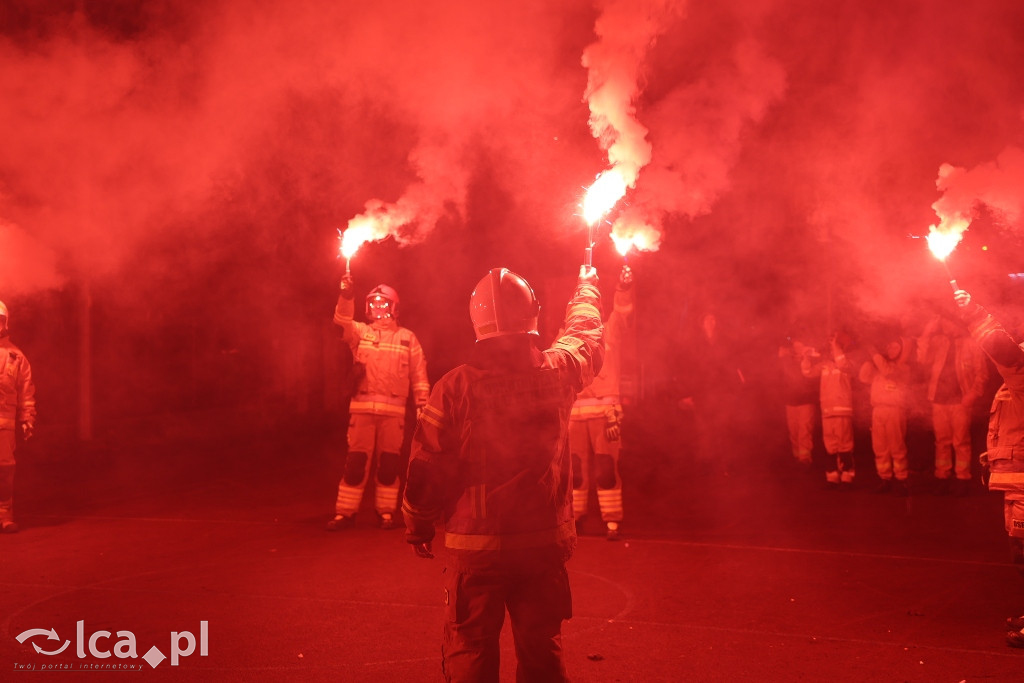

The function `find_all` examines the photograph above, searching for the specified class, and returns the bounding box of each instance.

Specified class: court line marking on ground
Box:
[19,512,1017,569]
[573,615,1024,660]
[630,536,1013,568]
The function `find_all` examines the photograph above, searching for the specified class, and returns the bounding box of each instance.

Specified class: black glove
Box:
[340,275,355,300]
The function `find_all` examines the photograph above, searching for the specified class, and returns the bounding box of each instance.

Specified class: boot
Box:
[325,515,352,531]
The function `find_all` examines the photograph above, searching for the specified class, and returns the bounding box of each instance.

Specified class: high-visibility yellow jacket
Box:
[402,280,604,567]
[0,336,35,432]
[334,294,429,417]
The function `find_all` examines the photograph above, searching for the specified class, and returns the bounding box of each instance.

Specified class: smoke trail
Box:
[626,35,785,245]
[580,0,683,243]
[0,218,61,294]
[341,140,470,258]
[931,146,1024,241]
[585,2,785,255]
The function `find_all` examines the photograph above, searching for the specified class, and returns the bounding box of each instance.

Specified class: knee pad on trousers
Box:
[343,452,369,486]
[571,454,584,489]
[378,452,401,486]
[1011,538,1024,580]
[595,453,616,489]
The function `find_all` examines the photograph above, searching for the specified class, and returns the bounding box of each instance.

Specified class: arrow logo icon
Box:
[33,640,70,656]
[16,628,70,656]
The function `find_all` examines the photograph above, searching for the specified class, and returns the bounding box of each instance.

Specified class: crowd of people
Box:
[777,307,992,496]
[317,256,1024,673]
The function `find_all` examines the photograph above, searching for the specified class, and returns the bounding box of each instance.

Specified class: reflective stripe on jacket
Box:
[334,294,429,413]
[803,354,853,418]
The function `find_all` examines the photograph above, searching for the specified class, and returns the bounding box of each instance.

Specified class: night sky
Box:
[2,0,1023,428]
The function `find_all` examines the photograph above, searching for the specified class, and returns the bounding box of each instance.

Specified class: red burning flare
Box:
[338,218,385,275]
[582,169,628,226]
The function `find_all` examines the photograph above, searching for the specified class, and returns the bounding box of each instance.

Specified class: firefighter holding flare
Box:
[402,264,604,681]
[953,284,1024,648]
[569,263,633,540]
[327,276,430,531]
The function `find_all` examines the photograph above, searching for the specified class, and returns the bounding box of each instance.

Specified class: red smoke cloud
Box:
[0,0,1021,326]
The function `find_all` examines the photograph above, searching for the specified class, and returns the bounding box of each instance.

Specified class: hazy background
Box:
[1,0,1022,441]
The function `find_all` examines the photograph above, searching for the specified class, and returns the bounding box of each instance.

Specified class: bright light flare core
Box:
[926,227,962,261]
[339,220,376,259]
[583,170,627,225]
[611,231,652,256]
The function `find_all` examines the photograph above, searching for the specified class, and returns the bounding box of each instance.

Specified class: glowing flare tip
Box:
[339,222,376,259]
[925,227,962,262]
[583,170,627,225]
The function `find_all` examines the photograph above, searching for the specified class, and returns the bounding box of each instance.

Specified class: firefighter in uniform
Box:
[916,312,988,495]
[570,264,633,540]
[0,301,36,534]
[859,335,913,495]
[327,277,430,531]
[954,287,1024,647]
[802,332,855,488]
[402,265,603,682]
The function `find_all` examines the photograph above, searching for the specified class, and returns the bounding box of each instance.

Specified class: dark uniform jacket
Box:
[402,281,603,569]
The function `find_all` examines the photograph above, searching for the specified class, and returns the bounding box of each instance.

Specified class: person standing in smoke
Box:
[778,334,820,468]
[859,332,913,495]
[952,286,1024,648]
[402,265,603,682]
[679,311,747,475]
[801,331,855,489]
[0,301,36,534]
[569,264,633,541]
[327,275,430,531]
[916,311,988,496]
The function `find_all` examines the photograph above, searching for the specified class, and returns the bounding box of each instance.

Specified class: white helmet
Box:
[366,284,399,321]
[0,300,7,334]
[469,268,540,341]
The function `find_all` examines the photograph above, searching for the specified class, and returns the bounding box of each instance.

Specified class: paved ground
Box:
[1,416,1023,681]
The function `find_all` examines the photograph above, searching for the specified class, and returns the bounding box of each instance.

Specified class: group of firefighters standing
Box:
[323,262,631,680]
[781,309,990,496]
[323,259,1024,663]
[325,264,635,543]
[779,285,1024,650]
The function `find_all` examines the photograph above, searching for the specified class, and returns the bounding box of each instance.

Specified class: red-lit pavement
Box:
[1,425,1021,681]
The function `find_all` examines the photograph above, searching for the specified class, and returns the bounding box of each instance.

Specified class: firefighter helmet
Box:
[366,284,399,320]
[470,268,540,341]
[0,300,7,334]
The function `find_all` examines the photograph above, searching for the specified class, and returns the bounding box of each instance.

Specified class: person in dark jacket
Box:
[778,335,820,467]
[402,265,603,682]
